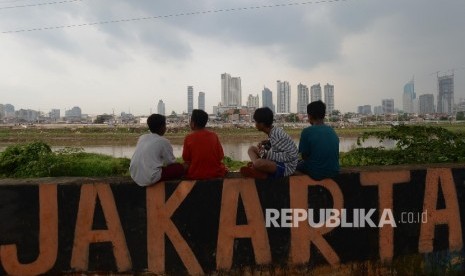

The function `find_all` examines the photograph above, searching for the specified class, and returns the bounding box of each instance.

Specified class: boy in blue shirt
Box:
[297,100,339,180]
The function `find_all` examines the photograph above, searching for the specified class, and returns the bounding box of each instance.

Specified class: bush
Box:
[0,142,54,177]
[0,142,130,178]
[341,125,465,166]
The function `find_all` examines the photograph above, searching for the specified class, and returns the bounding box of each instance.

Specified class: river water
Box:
[14,137,393,161]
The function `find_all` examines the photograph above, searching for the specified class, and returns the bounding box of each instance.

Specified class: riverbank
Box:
[2,123,464,146]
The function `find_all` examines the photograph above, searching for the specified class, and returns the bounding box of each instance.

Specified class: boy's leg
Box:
[160,163,185,181]
[241,145,277,179]
[253,159,277,174]
[247,145,261,161]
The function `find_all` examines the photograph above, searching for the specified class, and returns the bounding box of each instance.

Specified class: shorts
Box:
[269,162,286,179]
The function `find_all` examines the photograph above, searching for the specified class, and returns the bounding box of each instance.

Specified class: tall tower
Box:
[247,94,260,108]
[157,100,166,115]
[277,80,290,113]
[297,83,309,114]
[324,83,335,115]
[419,94,435,114]
[221,73,242,107]
[403,78,416,113]
[262,87,275,112]
[187,86,193,115]
[437,74,454,114]
[310,83,322,102]
[382,99,395,114]
[198,92,205,111]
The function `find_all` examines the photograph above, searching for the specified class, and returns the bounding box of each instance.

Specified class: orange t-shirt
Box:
[182,129,227,180]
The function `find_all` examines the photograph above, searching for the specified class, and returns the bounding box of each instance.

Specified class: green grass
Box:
[0,142,130,178]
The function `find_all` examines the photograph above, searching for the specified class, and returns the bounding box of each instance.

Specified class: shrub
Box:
[341,125,465,166]
[0,142,130,178]
[0,141,54,177]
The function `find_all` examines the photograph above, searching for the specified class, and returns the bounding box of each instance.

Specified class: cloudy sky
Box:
[1,0,464,116]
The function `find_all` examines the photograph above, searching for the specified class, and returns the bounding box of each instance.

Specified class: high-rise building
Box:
[403,79,416,113]
[221,73,242,107]
[187,86,194,115]
[419,94,435,114]
[65,106,81,119]
[382,99,395,114]
[4,104,14,118]
[297,83,309,114]
[437,74,454,114]
[357,105,372,115]
[374,106,383,115]
[16,109,39,122]
[310,84,322,102]
[157,100,166,115]
[324,83,335,116]
[49,109,60,121]
[262,87,275,112]
[277,80,290,113]
[247,94,260,108]
[198,92,205,111]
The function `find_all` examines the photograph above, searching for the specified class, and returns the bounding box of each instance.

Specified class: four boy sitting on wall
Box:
[130,100,339,186]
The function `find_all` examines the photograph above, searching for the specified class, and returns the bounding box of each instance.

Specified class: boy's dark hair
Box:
[253,107,274,127]
[191,109,209,128]
[307,100,326,120]
[147,114,166,134]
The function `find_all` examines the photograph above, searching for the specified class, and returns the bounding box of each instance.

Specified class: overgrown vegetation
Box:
[0,142,130,178]
[2,125,464,177]
[0,142,248,178]
[341,125,465,166]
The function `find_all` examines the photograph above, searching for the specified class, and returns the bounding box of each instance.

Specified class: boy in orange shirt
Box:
[182,109,227,179]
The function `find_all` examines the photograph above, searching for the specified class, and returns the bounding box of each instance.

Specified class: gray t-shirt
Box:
[130,133,176,186]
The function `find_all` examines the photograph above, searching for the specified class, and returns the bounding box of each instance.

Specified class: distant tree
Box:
[331,110,341,117]
[456,112,465,121]
[94,114,113,124]
[169,111,177,118]
[285,113,298,123]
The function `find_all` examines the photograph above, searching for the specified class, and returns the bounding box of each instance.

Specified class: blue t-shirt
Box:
[298,124,339,180]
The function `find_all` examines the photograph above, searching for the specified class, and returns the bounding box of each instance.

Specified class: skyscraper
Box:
[49,109,60,121]
[310,84,322,102]
[403,79,416,113]
[357,105,372,115]
[382,99,395,114]
[4,104,14,118]
[198,92,205,111]
[247,94,260,108]
[187,86,193,115]
[221,73,242,107]
[157,100,165,115]
[419,94,435,114]
[297,83,309,114]
[277,80,290,113]
[262,87,275,112]
[437,74,454,114]
[324,83,335,116]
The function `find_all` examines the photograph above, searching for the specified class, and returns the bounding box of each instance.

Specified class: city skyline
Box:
[0,0,464,115]
[3,72,465,117]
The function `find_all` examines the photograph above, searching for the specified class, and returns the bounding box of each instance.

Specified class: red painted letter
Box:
[147,181,203,274]
[419,168,463,253]
[216,178,272,270]
[290,175,343,266]
[71,184,131,272]
[1,184,58,276]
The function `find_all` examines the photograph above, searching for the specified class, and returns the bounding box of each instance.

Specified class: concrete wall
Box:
[0,165,464,275]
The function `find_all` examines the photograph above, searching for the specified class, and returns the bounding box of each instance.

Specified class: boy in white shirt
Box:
[130,114,184,186]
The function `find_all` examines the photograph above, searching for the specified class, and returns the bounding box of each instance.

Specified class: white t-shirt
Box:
[130,133,176,186]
